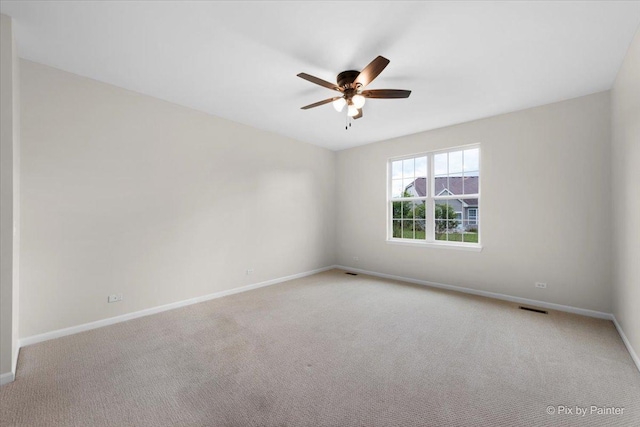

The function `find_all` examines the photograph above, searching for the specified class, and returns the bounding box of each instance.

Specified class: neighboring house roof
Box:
[407,177,479,205]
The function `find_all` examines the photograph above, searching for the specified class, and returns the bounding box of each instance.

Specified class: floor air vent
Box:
[345,272,358,276]
[519,306,548,314]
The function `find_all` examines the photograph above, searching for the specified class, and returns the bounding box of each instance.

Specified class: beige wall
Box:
[19,60,336,338]
[336,92,612,313]
[0,13,20,380]
[611,28,640,360]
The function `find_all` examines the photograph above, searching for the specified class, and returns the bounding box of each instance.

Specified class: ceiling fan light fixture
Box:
[347,105,359,117]
[333,97,347,112]
[352,94,366,109]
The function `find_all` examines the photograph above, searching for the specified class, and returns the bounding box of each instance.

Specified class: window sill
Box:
[386,239,483,252]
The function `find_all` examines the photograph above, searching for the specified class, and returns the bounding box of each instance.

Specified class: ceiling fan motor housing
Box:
[337,70,361,89]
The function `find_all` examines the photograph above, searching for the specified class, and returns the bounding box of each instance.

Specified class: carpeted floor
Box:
[1,269,639,426]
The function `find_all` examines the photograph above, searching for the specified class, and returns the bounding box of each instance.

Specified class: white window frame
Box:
[387,144,481,251]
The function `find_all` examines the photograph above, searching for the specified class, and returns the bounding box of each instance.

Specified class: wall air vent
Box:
[519,306,548,314]
[345,272,358,276]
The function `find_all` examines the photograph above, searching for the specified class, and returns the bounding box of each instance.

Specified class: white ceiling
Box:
[2,1,639,151]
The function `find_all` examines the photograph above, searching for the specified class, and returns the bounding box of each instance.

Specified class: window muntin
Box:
[388,146,480,246]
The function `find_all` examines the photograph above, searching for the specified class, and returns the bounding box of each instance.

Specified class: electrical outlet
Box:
[246,269,254,275]
[353,257,359,262]
[108,294,123,303]
[535,282,547,289]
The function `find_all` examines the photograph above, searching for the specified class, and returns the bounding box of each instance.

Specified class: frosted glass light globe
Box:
[352,94,366,109]
[333,98,347,112]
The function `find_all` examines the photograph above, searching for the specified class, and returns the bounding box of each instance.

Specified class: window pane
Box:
[462,220,479,243]
[402,158,414,178]
[392,180,403,198]
[435,200,463,240]
[414,201,425,219]
[462,174,479,195]
[409,177,426,197]
[464,148,479,172]
[392,160,403,179]
[402,200,413,219]
[392,201,402,219]
[415,156,427,177]
[434,177,449,196]
[444,176,464,196]
[392,220,402,238]
[462,199,479,243]
[462,199,479,224]
[435,220,447,241]
[402,220,414,239]
[448,150,463,175]
[403,179,415,197]
[434,153,447,176]
[415,219,426,240]
[450,232,461,240]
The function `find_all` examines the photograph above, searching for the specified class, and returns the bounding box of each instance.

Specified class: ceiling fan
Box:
[297,55,411,122]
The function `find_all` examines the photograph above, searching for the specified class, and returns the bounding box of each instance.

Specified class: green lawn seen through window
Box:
[393,226,478,243]
[436,232,478,243]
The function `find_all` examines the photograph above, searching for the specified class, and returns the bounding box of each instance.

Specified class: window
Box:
[388,145,480,247]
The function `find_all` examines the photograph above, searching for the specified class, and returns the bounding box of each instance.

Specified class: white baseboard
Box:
[19,265,335,348]
[14,264,640,377]
[0,371,15,386]
[12,346,19,374]
[612,316,640,373]
[0,346,20,386]
[334,265,613,320]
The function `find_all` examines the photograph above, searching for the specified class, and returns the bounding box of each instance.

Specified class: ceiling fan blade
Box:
[301,97,341,110]
[361,89,411,99]
[297,73,342,92]
[354,56,390,88]
[353,109,363,120]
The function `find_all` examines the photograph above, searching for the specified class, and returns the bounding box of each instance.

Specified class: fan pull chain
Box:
[345,114,353,130]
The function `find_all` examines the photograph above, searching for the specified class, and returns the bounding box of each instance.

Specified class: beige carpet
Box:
[1,269,639,426]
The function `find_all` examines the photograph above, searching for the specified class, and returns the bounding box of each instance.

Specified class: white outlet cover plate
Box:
[108,294,123,303]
